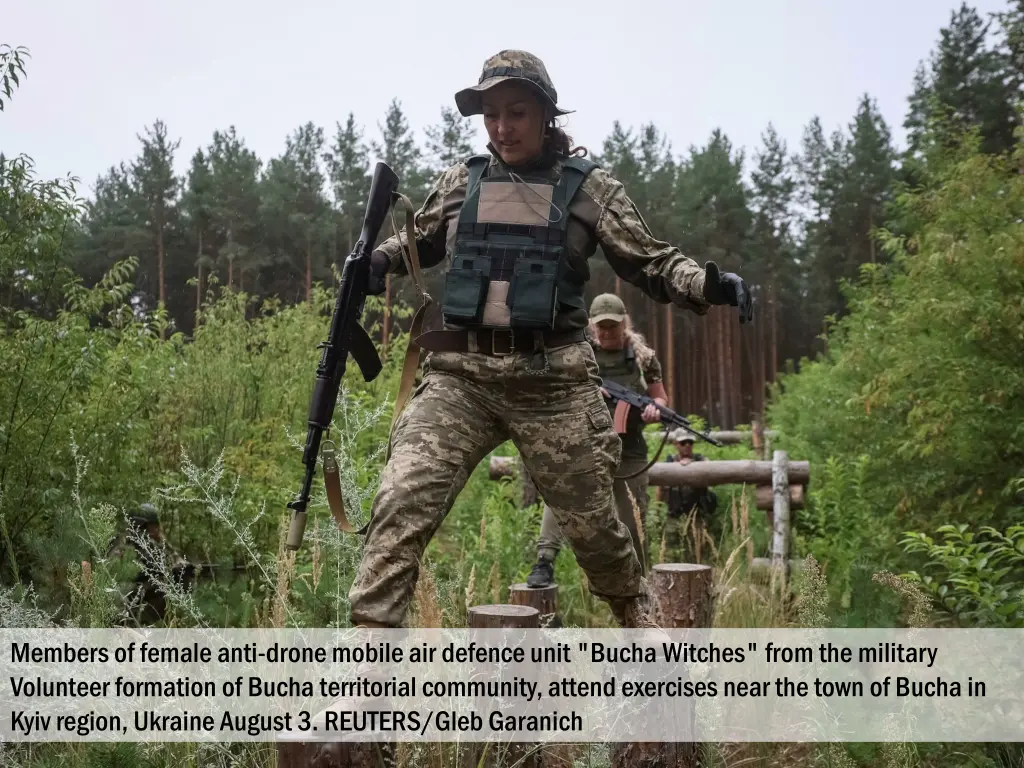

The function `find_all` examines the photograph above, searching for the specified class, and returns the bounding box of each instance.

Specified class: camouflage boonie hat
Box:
[455,50,572,118]
[590,293,628,324]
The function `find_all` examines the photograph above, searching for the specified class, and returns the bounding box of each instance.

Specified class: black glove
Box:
[703,261,753,324]
[366,250,390,296]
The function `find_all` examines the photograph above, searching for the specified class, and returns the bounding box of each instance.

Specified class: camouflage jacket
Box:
[376,148,712,332]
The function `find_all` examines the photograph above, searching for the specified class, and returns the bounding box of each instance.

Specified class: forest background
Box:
[1,2,1024,766]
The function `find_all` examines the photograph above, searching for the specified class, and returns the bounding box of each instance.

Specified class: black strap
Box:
[459,155,490,228]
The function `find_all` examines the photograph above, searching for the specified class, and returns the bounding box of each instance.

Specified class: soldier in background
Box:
[659,431,719,562]
[106,503,187,625]
[527,293,668,588]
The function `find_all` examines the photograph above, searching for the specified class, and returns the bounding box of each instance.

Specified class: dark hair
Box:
[545,118,588,158]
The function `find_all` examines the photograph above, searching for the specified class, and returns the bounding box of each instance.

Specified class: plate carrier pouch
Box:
[441,154,597,330]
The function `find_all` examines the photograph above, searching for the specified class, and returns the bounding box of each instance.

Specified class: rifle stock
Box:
[286,162,399,551]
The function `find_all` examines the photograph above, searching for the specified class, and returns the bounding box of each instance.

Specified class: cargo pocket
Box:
[585,393,613,433]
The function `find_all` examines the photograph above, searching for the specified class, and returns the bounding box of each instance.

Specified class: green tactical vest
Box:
[593,340,649,460]
[441,154,597,330]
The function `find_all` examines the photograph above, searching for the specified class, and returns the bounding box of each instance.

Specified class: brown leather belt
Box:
[415,327,587,355]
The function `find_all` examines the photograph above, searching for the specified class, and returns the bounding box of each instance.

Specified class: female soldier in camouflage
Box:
[527,293,667,587]
[350,49,752,629]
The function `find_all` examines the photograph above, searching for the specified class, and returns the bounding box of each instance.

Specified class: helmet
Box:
[455,50,571,118]
[590,293,627,324]
[129,503,159,526]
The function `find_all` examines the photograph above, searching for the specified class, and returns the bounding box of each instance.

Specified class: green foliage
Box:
[770,118,1024,627]
[0,44,28,112]
[900,521,1024,627]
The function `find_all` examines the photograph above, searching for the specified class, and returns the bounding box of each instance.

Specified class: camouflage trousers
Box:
[537,455,650,574]
[347,341,644,627]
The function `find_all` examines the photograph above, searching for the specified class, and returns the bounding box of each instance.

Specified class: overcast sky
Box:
[3,0,1012,197]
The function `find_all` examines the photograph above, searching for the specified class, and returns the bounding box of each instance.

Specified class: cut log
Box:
[755,484,805,510]
[649,563,715,629]
[464,604,542,767]
[648,459,809,487]
[490,455,516,480]
[490,455,811,487]
[509,583,560,627]
[699,429,778,445]
[610,564,708,767]
[467,604,539,629]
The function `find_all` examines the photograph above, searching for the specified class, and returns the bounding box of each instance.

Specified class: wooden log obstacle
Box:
[489,449,809,576]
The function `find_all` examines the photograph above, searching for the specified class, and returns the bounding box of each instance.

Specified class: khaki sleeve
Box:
[376,163,466,275]
[587,169,711,315]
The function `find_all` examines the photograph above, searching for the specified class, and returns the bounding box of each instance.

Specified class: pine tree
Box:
[750,123,796,392]
[262,122,331,301]
[183,149,214,317]
[424,106,477,175]
[372,99,427,204]
[206,127,262,291]
[905,2,1018,158]
[129,119,181,333]
[325,113,371,257]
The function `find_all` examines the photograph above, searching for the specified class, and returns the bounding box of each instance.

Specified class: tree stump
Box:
[509,583,560,627]
[649,563,715,629]
[467,604,539,629]
[463,604,542,767]
[609,564,711,768]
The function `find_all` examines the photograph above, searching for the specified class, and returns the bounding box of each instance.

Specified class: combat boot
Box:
[527,557,555,588]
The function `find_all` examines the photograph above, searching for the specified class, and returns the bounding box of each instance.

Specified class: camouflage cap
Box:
[130,503,159,526]
[590,293,628,324]
[455,50,571,118]
[669,429,695,444]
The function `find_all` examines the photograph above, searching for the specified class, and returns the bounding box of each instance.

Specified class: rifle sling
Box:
[323,446,365,534]
[387,193,431,441]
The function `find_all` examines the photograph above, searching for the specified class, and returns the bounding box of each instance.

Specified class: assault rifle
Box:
[286,162,399,550]
[602,379,722,447]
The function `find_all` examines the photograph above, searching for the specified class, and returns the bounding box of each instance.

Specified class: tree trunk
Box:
[720,313,729,434]
[757,291,766,418]
[157,220,166,340]
[305,236,312,302]
[869,207,876,264]
[195,231,204,321]
[769,280,778,383]
[664,305,675,406]
[703,316,713,426]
